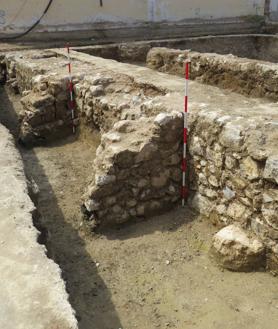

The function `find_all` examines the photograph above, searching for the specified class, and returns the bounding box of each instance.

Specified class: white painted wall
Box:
[0,0,266,34]
[151,0,265,21]
[269,0,278,19]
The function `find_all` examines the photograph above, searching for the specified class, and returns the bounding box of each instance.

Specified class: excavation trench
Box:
[0,87,115,328]
[73,34,278,64]
[74,35,278,101]
[1,85,278,329]
[0,42,278,328]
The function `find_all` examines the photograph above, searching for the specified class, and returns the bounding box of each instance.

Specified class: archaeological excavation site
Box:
[0,1,278,329]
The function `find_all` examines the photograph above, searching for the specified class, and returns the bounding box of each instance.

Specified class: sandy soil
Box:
[0,87,278,329]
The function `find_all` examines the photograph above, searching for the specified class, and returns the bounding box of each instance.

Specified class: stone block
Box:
[263,155,278,184]
[211,225,265,271]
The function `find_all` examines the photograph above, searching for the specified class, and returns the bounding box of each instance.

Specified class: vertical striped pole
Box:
[182,60,190,207]
[66,44,76,134]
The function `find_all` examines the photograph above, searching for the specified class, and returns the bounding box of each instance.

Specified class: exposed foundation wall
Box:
[147,47,278,100]
[3,48,278,271]
[4,51,76,144]
[83,113,183,226]
[187,107,278,272]
[0,0,265,38]
[4,49,184,225]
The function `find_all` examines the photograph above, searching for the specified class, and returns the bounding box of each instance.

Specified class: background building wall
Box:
[0,0,265,35]
[269,0,278,19]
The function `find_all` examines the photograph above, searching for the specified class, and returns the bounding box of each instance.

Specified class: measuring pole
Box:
[66,44,76,134]
[182,60,190,207]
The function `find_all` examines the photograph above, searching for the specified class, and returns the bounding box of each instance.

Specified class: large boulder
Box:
[211,225,265,271]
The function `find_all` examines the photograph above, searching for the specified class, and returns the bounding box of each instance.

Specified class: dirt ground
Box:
[0,86,278,329]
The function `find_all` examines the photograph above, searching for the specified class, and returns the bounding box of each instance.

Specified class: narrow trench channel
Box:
[0,86,123,329]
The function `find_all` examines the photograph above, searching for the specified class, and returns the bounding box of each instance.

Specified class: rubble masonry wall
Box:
[147,47,278,101]
[3,49,278,270]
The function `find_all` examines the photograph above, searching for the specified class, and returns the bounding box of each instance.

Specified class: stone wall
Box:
[83,113,182,227]
[3,49,185,227]
[4,50,85,143]
[147,47,278,100]
[187,106,278,271]
[3,48,278,271]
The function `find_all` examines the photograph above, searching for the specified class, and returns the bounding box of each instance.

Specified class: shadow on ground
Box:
[100,206,197,241]
[0,86,123,329]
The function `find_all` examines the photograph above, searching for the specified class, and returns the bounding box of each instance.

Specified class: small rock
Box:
[208,175,219,188]
[168,185,176,194]
[190,192,212,216]
[112,205,122,214]
[113,120,134,133]
[216,204,227,215]
[151,170,170,188]
[226,201,250,221]
[135,142,158,163]
[240,156,260,181]
[220,123,243,152]
[262,190,278,231]
[154,113,172,126]
[105,196,117,206]
[84,199,100,212]
[190,137,204,156]
[138,178,149,188]
[91,75,113,85]
[95,174,116,186]
[263,155,278,184]
[102,132,121,144]
[27,177,40,202]
[137,204,145,216]
[22,90,31,97]
[126,199,137,208]
[225,155,237,170]
[223,186,235,200]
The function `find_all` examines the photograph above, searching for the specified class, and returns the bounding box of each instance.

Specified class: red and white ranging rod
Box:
[66,44,76,134]
[182,60,190,207]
